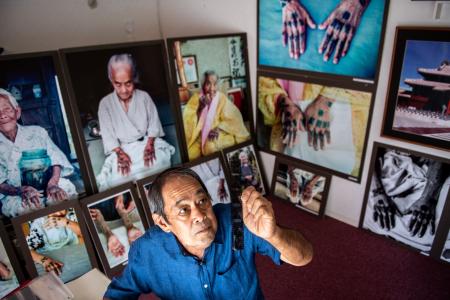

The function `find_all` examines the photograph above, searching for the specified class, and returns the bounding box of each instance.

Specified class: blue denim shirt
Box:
[104,204,281,300]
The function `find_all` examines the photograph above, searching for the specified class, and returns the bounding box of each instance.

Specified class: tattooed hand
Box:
[304,95,334,151]
[318,0,370,64]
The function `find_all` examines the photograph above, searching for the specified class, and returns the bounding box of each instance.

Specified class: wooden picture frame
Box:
[270,156,331,217]
[359,142,450,256]
[0,51,93,219]
[166,33,254,163]
[11,200,98,283]
[80,182,149,278]
[381,27,450,151]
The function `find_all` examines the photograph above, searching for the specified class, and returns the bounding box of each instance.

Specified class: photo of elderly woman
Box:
[0,239,19,298]
[87,190,145,270]
[225,144,266,195]
[19,207,92,283]
[61,42,182,192]
[0,54,86,218]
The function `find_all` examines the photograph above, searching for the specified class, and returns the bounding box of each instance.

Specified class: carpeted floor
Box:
[257,197,450,300]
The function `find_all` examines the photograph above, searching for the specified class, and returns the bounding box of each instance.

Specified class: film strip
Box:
[230,186,244,250]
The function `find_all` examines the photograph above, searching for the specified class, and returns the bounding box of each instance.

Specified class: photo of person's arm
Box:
[114,196,143,244]
[30,250,64,276]
[46,165,69,202]
[0,183,42,209]
[89,208,125,258]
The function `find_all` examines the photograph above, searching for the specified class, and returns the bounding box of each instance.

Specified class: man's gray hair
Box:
[201,70,219,85]
[0,88,19,109]
[107,53,139,83]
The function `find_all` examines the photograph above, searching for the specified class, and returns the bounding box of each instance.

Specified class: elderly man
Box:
[104,167,313,299]
[0,89,77,217]
[183,70,250,160]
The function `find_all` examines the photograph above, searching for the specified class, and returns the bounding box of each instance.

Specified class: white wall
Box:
[1,0,449,226]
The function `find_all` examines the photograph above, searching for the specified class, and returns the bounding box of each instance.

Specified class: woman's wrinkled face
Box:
[0,96,19,134]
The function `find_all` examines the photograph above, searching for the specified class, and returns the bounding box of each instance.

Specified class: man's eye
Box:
[179,207,189,216]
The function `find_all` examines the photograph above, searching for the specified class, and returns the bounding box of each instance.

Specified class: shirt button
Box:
[204,284,208,289]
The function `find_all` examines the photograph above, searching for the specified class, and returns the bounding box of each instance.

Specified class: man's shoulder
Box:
[99,92,115,107]
[135,89,151,100]
[133,226,171,250]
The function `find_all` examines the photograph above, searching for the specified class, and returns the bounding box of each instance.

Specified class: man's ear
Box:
[152,213,171,233]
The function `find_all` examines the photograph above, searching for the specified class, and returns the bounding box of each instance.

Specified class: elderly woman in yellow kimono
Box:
[183,71,250,161]
[258,76,371,177]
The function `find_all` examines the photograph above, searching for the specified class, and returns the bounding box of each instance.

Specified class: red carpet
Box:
[257,197,450,300]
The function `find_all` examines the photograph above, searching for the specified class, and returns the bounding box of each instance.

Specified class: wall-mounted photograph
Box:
[185,154,231,206]
[0,223,24,298]
[359,142,450,255]
[257,72,373,182]
[382,27,450,151]
[12,200,97,283]
[223,142,267,195]
[60,41,182,192]
[80,183,148,278]
[271,157,330,216]
[0,52,89,218]
[167,33,253,161]
[258,0,389,81]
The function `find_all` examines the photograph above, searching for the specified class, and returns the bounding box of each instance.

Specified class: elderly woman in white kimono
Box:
[96,54,174,190]
[0,89,77,218]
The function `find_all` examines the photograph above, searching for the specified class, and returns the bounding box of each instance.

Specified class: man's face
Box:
[111,64,135,102]
[202,75,218,102]
[0,97,20,134]
[160,175,217,256]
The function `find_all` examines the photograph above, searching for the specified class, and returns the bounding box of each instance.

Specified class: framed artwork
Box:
[258,0,389,83]
[223,141,267,195]
[136,174,158,222]
[60,40,183,192]
[80,183,149,278]
[12,200,98,283]
[0,222,25,298]
[0,51,91,219]
[381,27,450,151]
[271,156,331,216]
[359,142,450,256]
[184,154,232,206]
[167,33,253,162]
[175,56,199,84]
[256,71,373,182]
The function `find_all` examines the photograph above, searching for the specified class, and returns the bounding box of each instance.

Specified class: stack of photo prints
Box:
[0,1,448,295]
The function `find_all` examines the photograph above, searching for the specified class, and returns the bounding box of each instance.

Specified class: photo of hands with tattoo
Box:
[24,209,92,283]
[88,191,144,268]
[258,75,371,177]
[259,0,387,79]
[362,147,450,254]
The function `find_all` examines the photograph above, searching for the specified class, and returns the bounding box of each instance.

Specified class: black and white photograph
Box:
[360,142,450,255]
[81,184,148,277]
[0,53,88,218]
[61,41,182,192]
[12,200,97,283]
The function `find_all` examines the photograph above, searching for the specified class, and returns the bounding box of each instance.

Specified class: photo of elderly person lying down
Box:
[0,89,78,218]
[88,190,145,269]
[23,208,92,283]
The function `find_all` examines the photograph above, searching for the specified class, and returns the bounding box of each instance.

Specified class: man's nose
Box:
[191,205,207,223]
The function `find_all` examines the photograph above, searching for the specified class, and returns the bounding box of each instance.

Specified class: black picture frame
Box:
[0,51,93,219]
[359,142,450,256]
[381,27,450,151]
[79,182,149,278]
[270,156,331,217]
[0,220,25,298]
[11,199,98,283]
[257,0,390,85]
[59,40,184,193]
[183,153,233,206]
[256,70,374,183]
[222,141,268,196]
[136,174,158,225]
[166,33,254,163]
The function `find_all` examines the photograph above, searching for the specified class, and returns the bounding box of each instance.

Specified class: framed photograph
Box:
[381,27,450,151]
[136,174,158,222]
[359,142,450,256]
[271,156,331,216]
[258,0,389,82]
[167,33,253,162]
[223,142,267,195]
[0,222,25,298]
[80,183,149,278]
[175,56,199,84]
[11,200,98,283]
[257,71,374,182]
[60,40,183,192]
[0,51,91,219]
[184,154,232,206]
